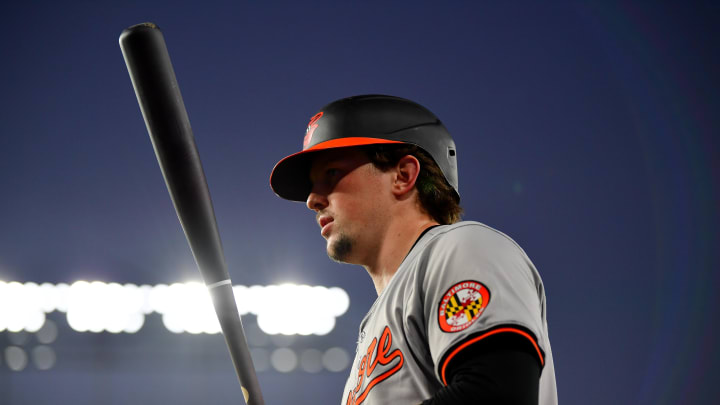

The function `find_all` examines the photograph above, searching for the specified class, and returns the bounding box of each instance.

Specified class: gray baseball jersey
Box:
[341,221,557,405]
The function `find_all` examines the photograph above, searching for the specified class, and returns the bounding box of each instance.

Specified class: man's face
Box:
[306,148,392,264]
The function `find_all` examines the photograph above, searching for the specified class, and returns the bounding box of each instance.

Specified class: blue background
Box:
[1,1,718,404]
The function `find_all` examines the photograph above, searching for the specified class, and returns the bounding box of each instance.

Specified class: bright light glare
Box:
[54,283,70,312]
[253,283,349,336]
[148,284,168,314]
[0,280,349,336]
[38,283,57,313]
[159,282,220,334]
[139,285,154,314]
[0,282,47,333]
[66,280,148,334]
[328,287,350,316]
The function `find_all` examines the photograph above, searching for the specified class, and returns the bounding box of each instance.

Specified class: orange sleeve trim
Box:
[306,137,404,150]
[440,327,544,385]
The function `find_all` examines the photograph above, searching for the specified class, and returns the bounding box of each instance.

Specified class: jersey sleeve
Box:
[419,223,547,385]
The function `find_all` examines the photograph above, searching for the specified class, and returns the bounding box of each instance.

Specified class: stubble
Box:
[328,233,353,263]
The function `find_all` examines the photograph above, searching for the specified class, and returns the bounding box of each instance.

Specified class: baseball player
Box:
[270,95,557,404]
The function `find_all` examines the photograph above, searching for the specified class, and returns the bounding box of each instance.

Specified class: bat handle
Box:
[209,283,264,405]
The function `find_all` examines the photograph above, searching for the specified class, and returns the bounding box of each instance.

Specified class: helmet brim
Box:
[269,137,404,201]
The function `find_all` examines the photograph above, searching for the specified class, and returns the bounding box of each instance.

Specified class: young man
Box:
[270,95,557,404]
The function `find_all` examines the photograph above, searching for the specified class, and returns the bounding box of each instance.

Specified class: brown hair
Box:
[361,144,463,225]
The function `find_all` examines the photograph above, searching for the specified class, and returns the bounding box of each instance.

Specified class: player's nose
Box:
[306,189,328,212]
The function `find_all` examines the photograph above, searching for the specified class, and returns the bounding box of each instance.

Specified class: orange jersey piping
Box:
[440,327,544,385]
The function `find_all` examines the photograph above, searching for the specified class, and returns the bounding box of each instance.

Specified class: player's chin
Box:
[327,233,353,263]
[326,244,344,263]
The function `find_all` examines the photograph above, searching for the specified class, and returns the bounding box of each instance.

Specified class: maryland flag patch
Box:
[438,280,491,333]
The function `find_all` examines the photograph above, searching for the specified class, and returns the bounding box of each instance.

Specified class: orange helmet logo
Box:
[303,112,324,149]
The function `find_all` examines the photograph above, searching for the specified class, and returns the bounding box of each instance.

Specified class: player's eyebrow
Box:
[309,153,347,178]
[309,158,336,184]
[308,148,368,184]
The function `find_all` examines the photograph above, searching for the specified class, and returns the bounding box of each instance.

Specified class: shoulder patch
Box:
[438,280,491,333]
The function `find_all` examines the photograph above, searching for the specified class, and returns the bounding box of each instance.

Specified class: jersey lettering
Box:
[346,325,404,405]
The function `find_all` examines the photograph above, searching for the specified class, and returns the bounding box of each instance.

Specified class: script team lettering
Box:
[346,325,404,405]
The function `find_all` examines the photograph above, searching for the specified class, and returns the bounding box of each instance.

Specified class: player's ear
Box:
[391,155,420,197]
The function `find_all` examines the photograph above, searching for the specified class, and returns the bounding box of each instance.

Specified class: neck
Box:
[363,216,438,295]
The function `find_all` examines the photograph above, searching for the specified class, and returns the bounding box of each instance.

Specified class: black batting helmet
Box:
[270,94,459,202]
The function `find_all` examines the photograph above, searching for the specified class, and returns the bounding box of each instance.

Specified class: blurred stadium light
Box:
[0,280,350,336]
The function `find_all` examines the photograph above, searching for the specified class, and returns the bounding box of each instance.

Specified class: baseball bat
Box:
[119,23,264,405]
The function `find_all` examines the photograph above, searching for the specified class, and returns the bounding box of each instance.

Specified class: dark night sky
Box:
[1,1,718,404]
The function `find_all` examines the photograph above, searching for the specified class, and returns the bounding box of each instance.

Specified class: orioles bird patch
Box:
[438,280,491,333]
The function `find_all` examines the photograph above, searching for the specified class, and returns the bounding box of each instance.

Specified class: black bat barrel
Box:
[120,23,265,405]
[119,23,227,286]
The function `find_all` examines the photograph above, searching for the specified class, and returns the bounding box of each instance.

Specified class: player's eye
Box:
[326,168,340,178]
